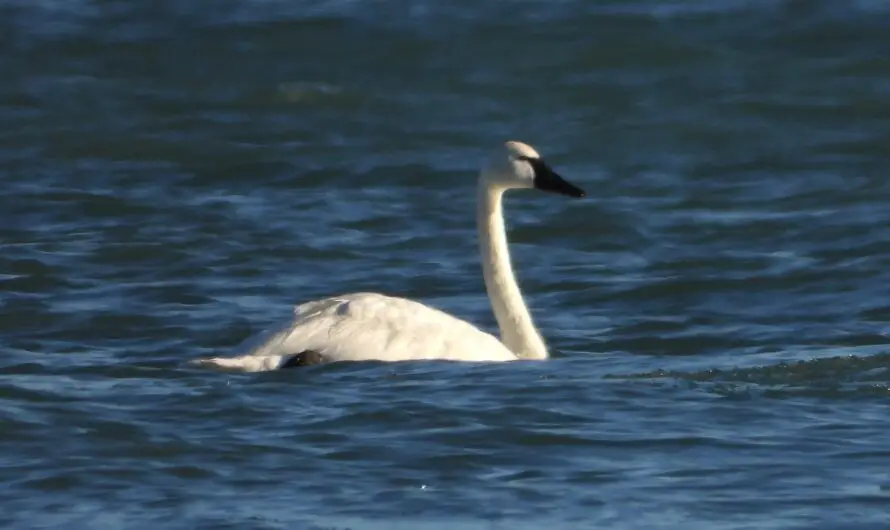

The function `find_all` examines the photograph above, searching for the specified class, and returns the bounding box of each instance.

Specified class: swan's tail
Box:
[187,355,289,373]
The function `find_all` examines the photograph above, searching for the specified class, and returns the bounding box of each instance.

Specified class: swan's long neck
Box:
[477,183,548,360]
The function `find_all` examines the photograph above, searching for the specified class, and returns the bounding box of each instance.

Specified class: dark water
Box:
[2,1,890,528]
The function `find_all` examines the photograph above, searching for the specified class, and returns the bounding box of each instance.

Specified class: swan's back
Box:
[192,293,517,371]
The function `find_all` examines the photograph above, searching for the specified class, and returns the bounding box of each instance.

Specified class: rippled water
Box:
[2,1,890,528]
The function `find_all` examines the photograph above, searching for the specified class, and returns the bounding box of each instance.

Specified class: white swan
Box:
[190,141,584,372]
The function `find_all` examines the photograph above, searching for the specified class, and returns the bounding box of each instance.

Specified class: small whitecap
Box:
[277,82,344,102]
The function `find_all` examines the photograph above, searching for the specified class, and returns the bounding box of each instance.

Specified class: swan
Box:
[190,141,585,372]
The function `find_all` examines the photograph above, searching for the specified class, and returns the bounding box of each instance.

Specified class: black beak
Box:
[530,159,585,198]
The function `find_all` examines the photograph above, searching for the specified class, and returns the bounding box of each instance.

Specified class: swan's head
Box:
[481,141,585,198]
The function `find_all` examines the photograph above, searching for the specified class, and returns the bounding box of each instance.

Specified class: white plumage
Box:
[194,293,517,372]
[190,141,584,372]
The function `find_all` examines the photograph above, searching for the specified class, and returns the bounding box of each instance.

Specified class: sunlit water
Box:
[2,1,890,528]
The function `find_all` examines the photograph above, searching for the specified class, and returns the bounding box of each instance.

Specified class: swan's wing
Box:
[189,293,516,372]
[226,296,352,357]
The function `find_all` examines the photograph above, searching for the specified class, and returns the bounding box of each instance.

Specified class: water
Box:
[2,1,890,528]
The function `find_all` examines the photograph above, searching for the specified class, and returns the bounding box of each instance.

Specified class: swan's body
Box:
[191,141,584,372]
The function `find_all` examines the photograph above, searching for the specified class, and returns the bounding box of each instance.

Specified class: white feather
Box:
[191,293,516,372]
[189,141,583,372]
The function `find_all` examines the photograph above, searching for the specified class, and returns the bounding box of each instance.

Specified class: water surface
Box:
[2,1,890,528]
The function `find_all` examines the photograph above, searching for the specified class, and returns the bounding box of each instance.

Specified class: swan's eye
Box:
[516,155,547,177]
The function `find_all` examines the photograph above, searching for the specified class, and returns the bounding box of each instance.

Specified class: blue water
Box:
[2,1,890,528]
